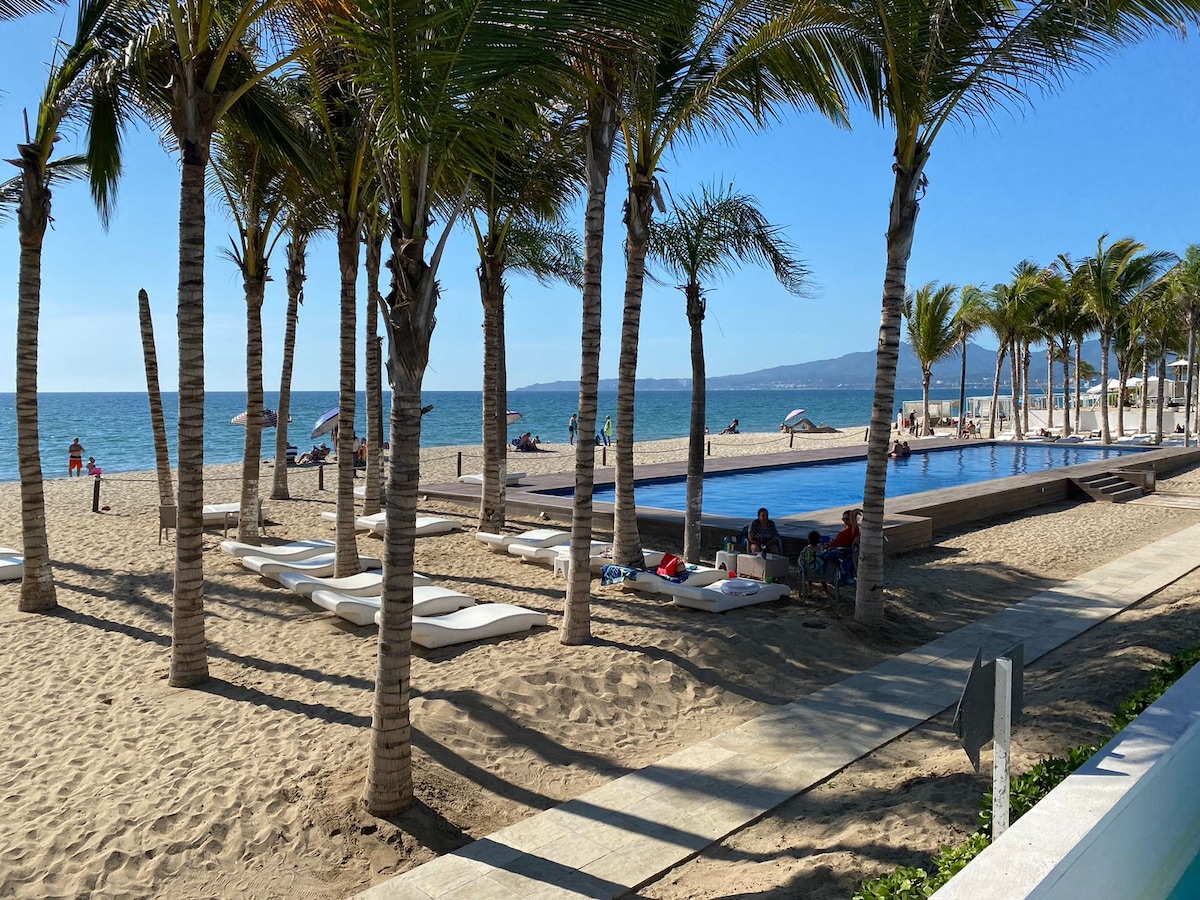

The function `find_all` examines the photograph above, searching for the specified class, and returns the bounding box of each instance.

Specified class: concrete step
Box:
[1108,487,1145,503]
[1072,473,1145,503]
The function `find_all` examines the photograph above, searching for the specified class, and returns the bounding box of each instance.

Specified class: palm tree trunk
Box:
[1074,341,1083,434]
[1116,355,1129,439]
[921,369,931,436]
[1185,317,1197,447]
[987,346,1006,439]
[1009,339,1023,439]
[1155,348,1166,443]
[1099,333,1112,444]
[613,178,654,565]
[855,145,928,628]
[138,290,175,506]
[1046,349,1054,431]
[562,91,618,645]
[364,229,385,516]
[272,237,305,500]
[478,247,506,532]
[1060,342,1071,437]
[237,272,266,544]
[334,217,360,576]
[1021,343,1031,434]
[684,283,706,563]
[957,336,968,438]
[15,171,56,613]
[171,143,210,688]
[1140,353,1150,435]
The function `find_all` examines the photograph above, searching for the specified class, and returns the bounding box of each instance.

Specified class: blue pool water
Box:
[1168,849,1200,899]
[582,444,1142,518]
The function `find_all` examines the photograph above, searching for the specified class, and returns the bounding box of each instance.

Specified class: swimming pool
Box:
[582,444,1143,518]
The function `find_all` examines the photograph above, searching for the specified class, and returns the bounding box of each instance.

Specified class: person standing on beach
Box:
[603,415,612,446]
[568,413,577,445]
[68,437,85,477]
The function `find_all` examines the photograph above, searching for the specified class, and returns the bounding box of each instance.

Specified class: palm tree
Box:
[647,181,806,562]
[953,285,988,437]
[840,0,1200,627]
[1178,245,1200,445]
[361,193,386,516]
[12,0,128,613]
[1142,277,1184,442]
[210,127,292,544]
[903,282,959,436]
[1077,236,1176,444]
[609,0,850,566]
[137,289,175,505]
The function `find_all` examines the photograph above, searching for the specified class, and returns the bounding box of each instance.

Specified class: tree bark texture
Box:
[171,146,210,687]
[613,175,654,566]
[1185,319,1197,447]
[139,290,176,506]
[1021,344,1031,434]
[1099,334,1112,443]
[562,92,618,645]
[957,339,968,438]
[272,237,306,500]
[1140,353,1150,436]
[986,348,1006,439]
[15,165,56,613]
[855,145,928,628]
[1046,352,1054,431]
[1074,342,1084,435]
[335,218,361,576]
[1061,346,1071,437]
[921,369,931,436]
[683,284,706,563]
[363,231,384,516]
[237,271,267,544]
[1008,339,1023,440]
[478,243,507,532]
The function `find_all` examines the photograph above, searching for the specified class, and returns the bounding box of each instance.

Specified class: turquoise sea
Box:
[0,387,965,484]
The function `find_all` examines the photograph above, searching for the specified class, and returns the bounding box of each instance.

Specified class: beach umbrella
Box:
[231,408,289,428]
[507,410,522,426]
[782,407,807,425]
[311,406,339,440]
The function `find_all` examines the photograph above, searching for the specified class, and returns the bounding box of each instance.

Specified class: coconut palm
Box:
[837,0,1200,626]
[953,285,988,437]
[11,0,130,613]
[903,282,958,437]
[210,127,293,544]
[137,289,175,505]
[361,192,386,516]
[648,181,807,562]
[1140,278,1184,442]
[1077,236,1176,444]
[1,0,59,18]
[1178,245,1200,444]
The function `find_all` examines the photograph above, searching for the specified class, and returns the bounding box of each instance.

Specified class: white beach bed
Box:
[218,539,333,561]
[476,528,571,553]
[320,511,463,536]
[242,552,382,582]
[457,472,526,486]
[662,578,790,613]
[374,602,548,649]
[0,553,23,582]
[310,585,475,627]
[202,502,270,526]
[618,565,729,596]
[278,570,431,598]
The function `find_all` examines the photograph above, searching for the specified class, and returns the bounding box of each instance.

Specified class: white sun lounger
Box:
[374,602,548,649]
[219,538,334,560]
[242,552,382,582]
[321,511,385,531]
[457,472,526,486]
[320,511,463,536]
[588,548,666,573]
[278,570,431,598]
[509,539,612,564]
[664,578,790,612]
[475,528,571,553]
[619,565,729,595]
[0,555,23,582]
[202,502,270,526]
[310,585,475,627]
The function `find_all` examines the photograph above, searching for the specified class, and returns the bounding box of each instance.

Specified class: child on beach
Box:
[85,457,102,476]
[798,531,832,599]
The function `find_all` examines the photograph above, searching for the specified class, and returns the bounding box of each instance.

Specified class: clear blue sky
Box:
[1,10,1197,393]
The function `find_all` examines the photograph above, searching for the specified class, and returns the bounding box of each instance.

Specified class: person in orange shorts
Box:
[68,437,85,477]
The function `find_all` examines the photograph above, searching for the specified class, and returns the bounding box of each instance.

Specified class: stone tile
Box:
[354,881,436,900]
[398,855,490,898]
[492,815,573,854]
[441,875,527,900]
[535,831,612,869]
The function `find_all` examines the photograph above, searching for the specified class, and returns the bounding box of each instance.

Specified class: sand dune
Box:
[1,433,1198,898]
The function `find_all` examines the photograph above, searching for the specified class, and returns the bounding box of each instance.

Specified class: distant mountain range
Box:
[513,340,1117,392]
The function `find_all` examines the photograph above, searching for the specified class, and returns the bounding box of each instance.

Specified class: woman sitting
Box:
[719,418,740,435]
[827,508,862,551]
[746,507,782,555]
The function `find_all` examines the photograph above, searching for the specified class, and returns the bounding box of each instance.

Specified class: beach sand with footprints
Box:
[2,429,1200,898]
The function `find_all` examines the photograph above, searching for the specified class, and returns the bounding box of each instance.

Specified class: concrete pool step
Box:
[1073,473,1145,503]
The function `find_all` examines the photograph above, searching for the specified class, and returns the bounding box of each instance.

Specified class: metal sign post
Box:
[993,657,1013,837]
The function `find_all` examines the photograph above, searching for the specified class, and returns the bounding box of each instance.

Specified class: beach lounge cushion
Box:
[476,528,571,553]
[219,538,334,561]
[509,539,611,564]
[321,511,463,536]
[588,549,666,573]
[457,472,526,486]
[242,552,382,582]
[374,602,548,649]
[202,502,270,525]
[619,565,729,595]
[665,578,790,612]
[310,585,475,627]
[278,570,430,598]
[0,554,23,582]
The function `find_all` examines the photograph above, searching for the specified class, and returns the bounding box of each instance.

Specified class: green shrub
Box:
[1111,648,1200,732]
[928,833,991,888]
[853,866,934,900]
[978,744,1099,835]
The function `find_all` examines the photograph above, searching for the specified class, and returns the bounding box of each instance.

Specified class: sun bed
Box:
[587,548,666,573]
[618,565,729,595]
[663,578,791,612]
[310,585,475,627]
[279,570,430,597]
[0,554,23,582]
[475,528,571,553]
[374,602,548,649]
[509,539,611,564]
[457,472,526,486]
[321,510,385,531]
[219,538,334,560]
[320,511,463,536]
[242,552,382,582]
[202,502,270,526]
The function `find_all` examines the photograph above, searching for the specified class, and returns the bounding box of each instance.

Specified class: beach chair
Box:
[457,472,526,486]
[278,570,431,598]
[219,538,333,561]
[0,550,23,582]
[618,564,728,596]
[242,552,382,583]
[158,505,176,544]
[376,602,548,649]
[662,578,790,613]
[475,528,571,553]
[311,584,475,627]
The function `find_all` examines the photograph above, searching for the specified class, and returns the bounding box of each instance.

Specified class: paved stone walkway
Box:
[357,522,1200,900]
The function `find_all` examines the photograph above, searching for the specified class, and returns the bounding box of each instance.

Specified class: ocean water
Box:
[0,387,964,484]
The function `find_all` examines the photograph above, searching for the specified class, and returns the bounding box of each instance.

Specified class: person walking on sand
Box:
[603,415,612,446]
[68,437,85,477]
[568,413,578,446]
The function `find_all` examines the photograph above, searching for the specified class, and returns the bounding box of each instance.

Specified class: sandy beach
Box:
[2,429,1199,899]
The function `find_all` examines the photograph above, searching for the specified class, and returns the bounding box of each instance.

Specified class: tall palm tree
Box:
[210,127,292,544]
[953,285,988,437]
[12,0,128,613]
[127,0,305,687]
[610,0,852,565]
[1077,235,1176,444]
[1178,244,1200,445]
[137,289,175,505]
[1142,277,1184,442]
[647,181,806,562]
[361,193,387,516]
[839,0,1200,627]
[903,282,958,436]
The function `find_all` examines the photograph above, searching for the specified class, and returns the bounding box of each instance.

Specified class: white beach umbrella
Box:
[231,408,289,428]
[783,407,807,425]
[507,411,522,426]
[311,407,339,440]
[1168,358,1190,369]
